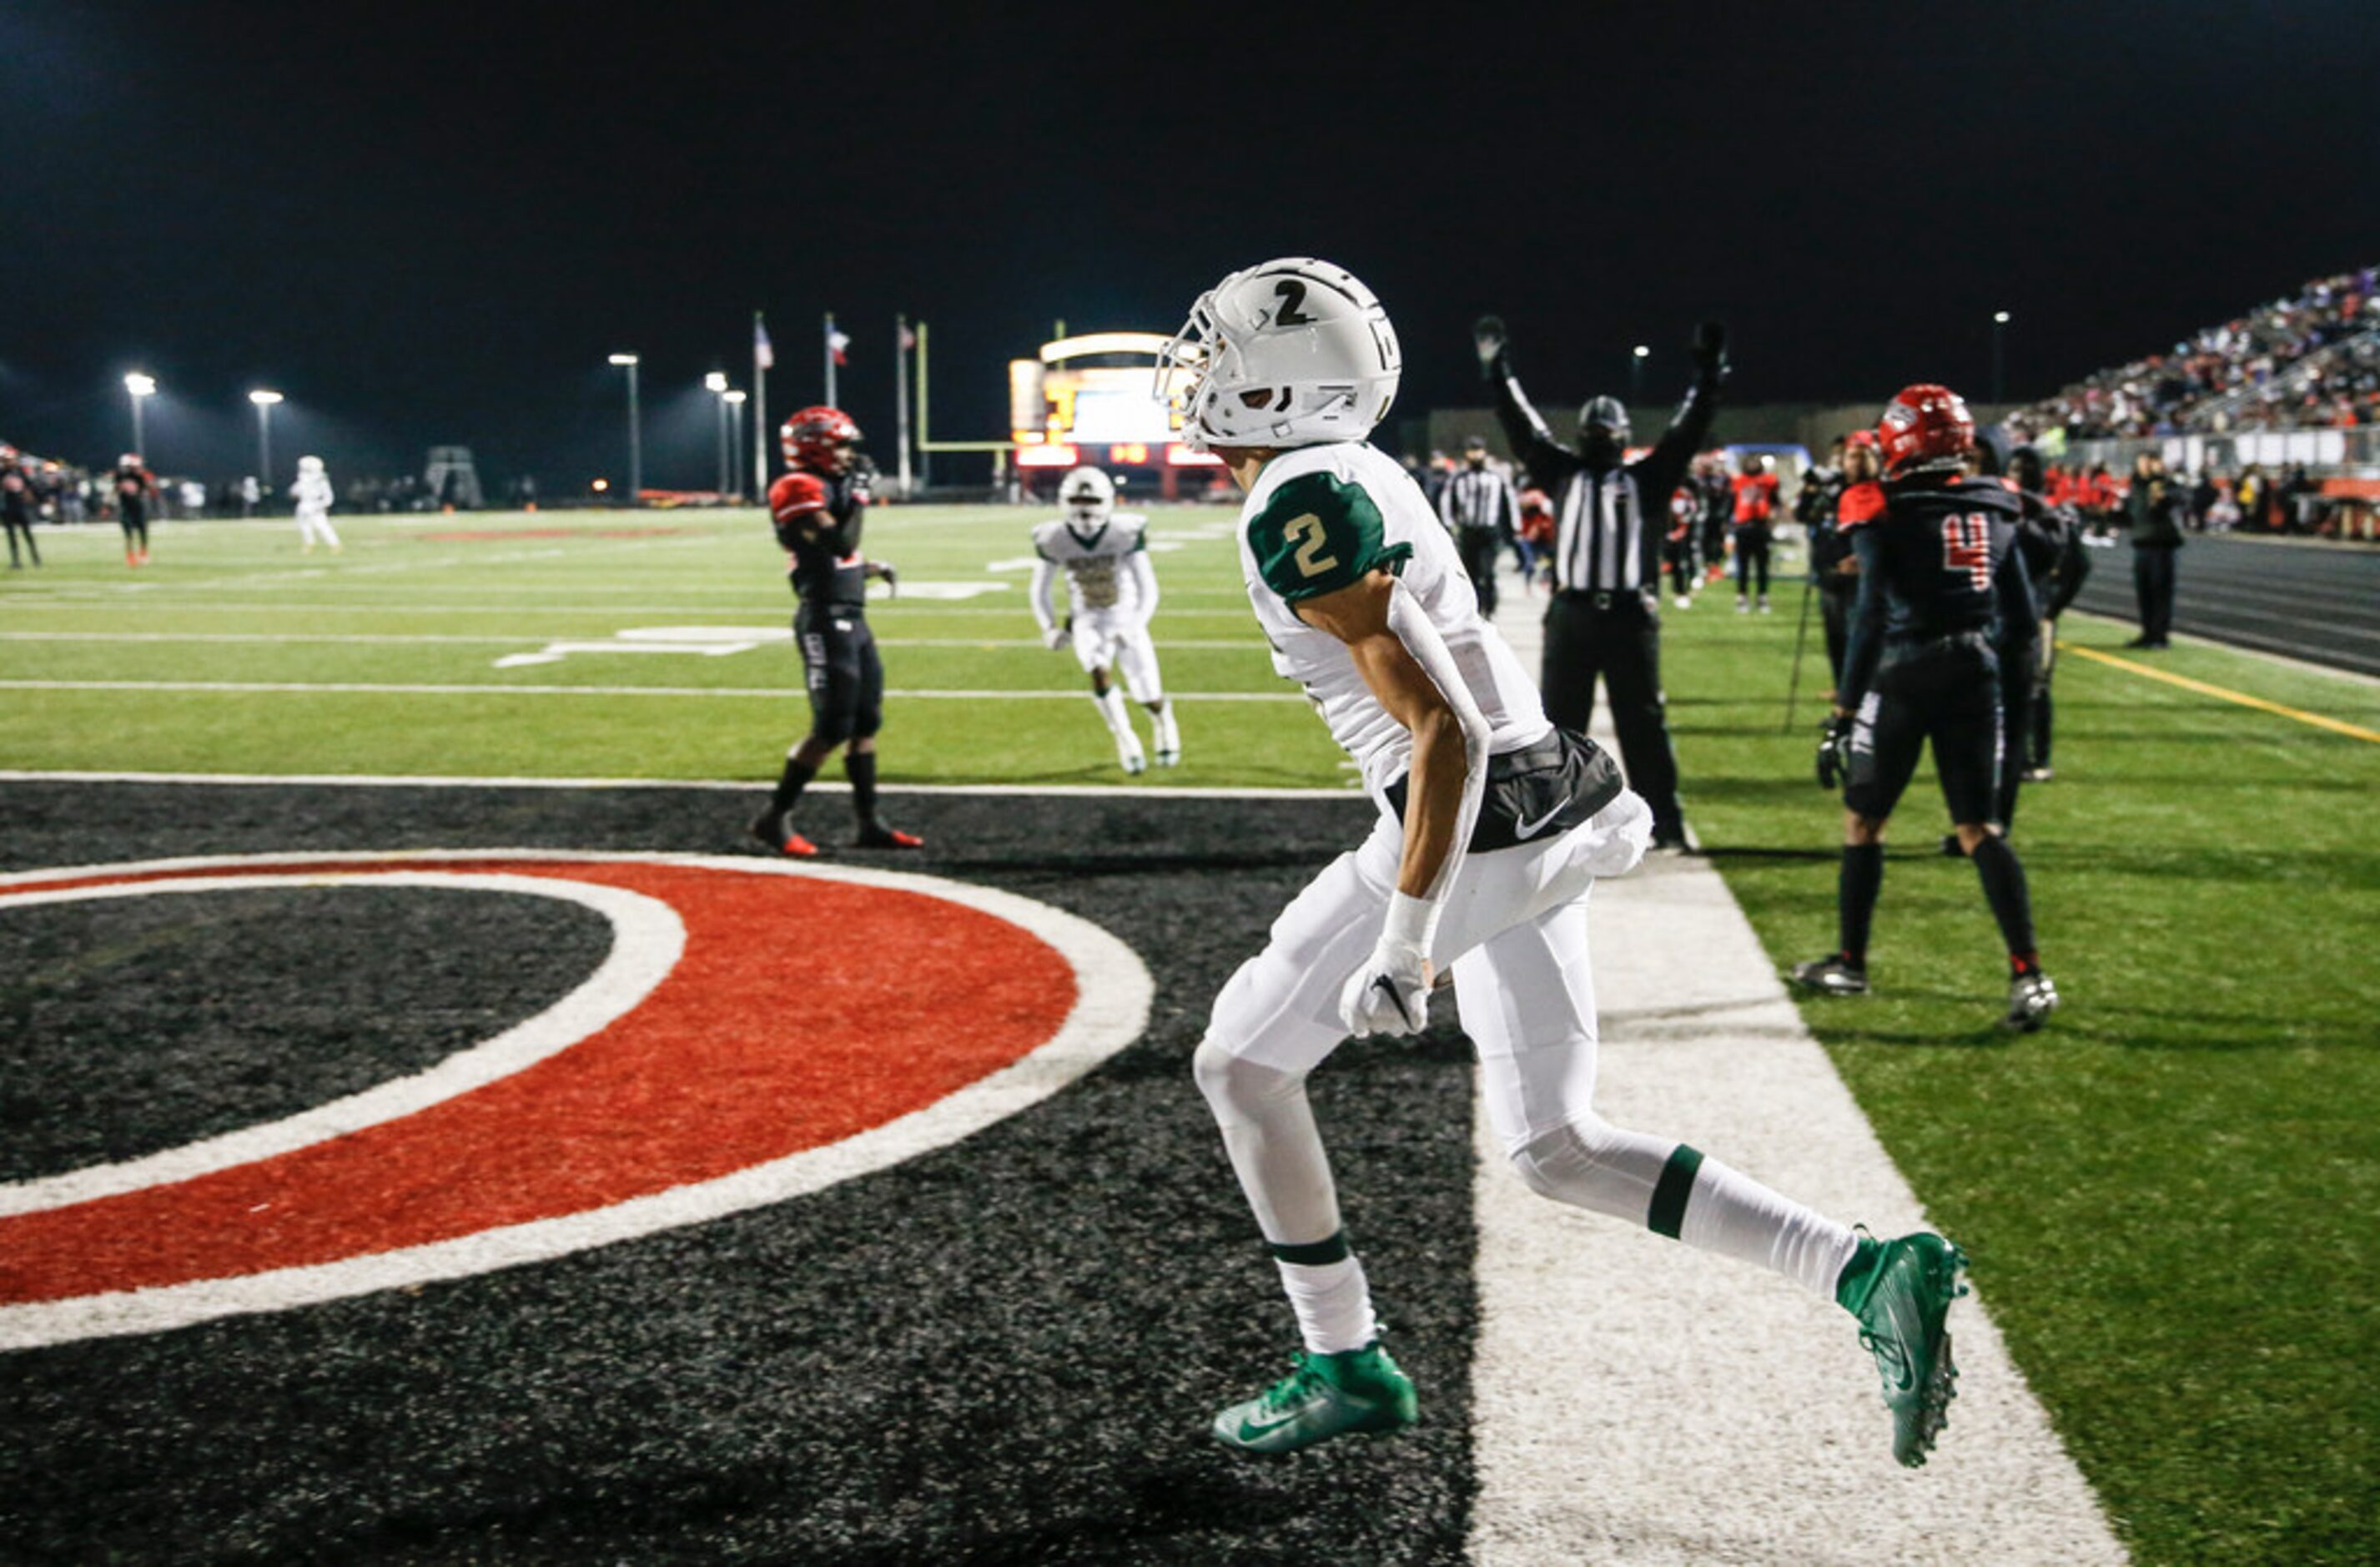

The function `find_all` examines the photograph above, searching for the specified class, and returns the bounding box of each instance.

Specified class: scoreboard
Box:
[1009,331,1223,495]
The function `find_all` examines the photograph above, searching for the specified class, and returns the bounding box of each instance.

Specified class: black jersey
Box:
[1839,472,2035,708]
[768,466,871,611]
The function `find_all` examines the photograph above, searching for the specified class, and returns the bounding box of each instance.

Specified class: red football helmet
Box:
[1842,428,1879,450]
[1876,385,1973,477]
[781,406,861,471]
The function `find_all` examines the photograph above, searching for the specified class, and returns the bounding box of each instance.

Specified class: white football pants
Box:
[296,509,340,549]
[1071,610,1164,703]
[1195,789,1859,1344]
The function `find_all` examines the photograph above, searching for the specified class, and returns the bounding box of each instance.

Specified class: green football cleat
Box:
[1211,1341,1419,1455]
[1839,1231,1969,1469]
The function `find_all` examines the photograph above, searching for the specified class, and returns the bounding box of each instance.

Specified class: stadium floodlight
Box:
[722,389,747,496]
[1993,310,2011,325]
[1992,312,2012,401]
[1629,344,1650,401]
[249,390,285,493]
[721,390,747,405]
[608,355,642,506]
[124,372,158,455]
[705,374,732,491]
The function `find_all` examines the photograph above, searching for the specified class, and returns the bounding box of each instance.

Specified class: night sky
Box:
[6,2,2376,490]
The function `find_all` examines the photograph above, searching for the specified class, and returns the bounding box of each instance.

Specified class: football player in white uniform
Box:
[1029,466,1180,773]
[1162,258,1970,1468]
[291,455,340,553]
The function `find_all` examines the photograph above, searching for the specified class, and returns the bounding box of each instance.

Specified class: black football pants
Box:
[1456,526,1502,616]
[1540,592,1683,840]
[2132,546,2176,643]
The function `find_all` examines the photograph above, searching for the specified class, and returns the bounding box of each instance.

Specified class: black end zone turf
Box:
[0,783,1480,1564]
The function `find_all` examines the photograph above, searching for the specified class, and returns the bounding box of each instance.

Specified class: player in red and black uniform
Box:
[113,453,158,566]
[1728,451,1780,612]
[1791,385,2057,1032]
[748,406,922,858]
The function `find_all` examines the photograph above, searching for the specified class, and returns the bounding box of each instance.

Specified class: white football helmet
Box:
[298,455,325,475]
[1157,257,1401,451]
[1058,465,1114,523]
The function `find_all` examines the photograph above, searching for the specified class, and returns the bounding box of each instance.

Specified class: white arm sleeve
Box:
[1127,548,1160,618]
[1029,557,1059,632]
[1384,579,1491,910]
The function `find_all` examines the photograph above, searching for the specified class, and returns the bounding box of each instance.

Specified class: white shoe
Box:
[1120,746,1148,775]
[1759,596,1772,614]
[1155,748,1180,768]
[1673,595,1693,609]
[1735,597,1750,614]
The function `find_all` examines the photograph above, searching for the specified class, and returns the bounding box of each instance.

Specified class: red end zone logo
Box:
[0,852,1153,1351]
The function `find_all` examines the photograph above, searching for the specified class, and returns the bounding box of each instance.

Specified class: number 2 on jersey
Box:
[1285,513,1340,577]
[1940,512,1993,591]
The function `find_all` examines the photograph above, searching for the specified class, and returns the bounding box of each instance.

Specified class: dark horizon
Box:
[6,2,2376,489]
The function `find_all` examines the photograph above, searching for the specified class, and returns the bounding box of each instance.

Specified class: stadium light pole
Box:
[124,372,157,456]
[608,354,642,506]
[722,390,747,498]
[705,371,730,495]
[248,390,284,494]
[1992,311,2011,405]
[1630,344,1649,405]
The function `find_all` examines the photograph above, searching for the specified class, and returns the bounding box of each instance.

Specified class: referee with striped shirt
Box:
[1437,436,1521,614]
[1477,315,1726,849]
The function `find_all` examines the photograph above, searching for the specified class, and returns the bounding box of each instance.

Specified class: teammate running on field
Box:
[1160,256,1968,1469]
[292,455,341,553]
[1029,466,1180,774]
[748,406,922,859]
[1794,384,2058,1032]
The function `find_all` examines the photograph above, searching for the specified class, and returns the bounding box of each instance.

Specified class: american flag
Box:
[826,321,852,366]
[753,319,774,370]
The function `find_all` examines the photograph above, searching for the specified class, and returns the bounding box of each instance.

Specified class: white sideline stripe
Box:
[0,600,1261,618]
[0,678,1306,702]
[0,850,1155,1352]
[0,768,1363,799]
[0,874,685,1217]
[1467,565,2123,1563]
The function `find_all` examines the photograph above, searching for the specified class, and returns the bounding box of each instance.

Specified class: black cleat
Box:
[1789,955,1869,995]
[2003,970,2060,1032]
[854,820,923,849]
[749,810,818,859]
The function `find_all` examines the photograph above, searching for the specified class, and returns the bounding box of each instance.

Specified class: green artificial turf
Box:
[1657,586,2378,1564]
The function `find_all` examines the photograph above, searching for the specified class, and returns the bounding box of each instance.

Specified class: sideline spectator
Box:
[2125,451,2186,648]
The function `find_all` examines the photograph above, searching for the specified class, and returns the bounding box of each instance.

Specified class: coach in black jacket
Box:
[1476,315,1725,849]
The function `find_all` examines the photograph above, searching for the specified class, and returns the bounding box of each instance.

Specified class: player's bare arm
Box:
[1293,569,1468,906]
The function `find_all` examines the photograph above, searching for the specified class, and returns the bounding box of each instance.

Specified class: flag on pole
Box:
[898,320,917,351]
[753,318,774,370]
[827,322,852,366]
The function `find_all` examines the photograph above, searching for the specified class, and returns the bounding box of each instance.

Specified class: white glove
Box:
[1339,935,1432,1037]
[1043,626,1069,650]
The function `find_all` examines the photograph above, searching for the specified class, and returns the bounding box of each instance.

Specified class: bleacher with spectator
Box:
[2014,265,2378,441]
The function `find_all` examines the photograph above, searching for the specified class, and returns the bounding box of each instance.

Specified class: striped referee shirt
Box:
[1552,469,1647,593]
[1437,464,1519,535]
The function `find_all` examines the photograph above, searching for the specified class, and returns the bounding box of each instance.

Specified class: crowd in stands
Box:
[2015,265,2380,440]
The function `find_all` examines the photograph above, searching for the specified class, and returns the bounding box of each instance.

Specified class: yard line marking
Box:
[0,678,1306,702]
[2059,642,2380,743]
[0,599,1262,617]
[0,630,1265,651]
[0,769,1361,798]
[1471,559,2121,1562]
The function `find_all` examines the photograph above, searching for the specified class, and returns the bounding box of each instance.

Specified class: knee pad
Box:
[1510,1114,1668,1221]
[1192,1035,1302,1121]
